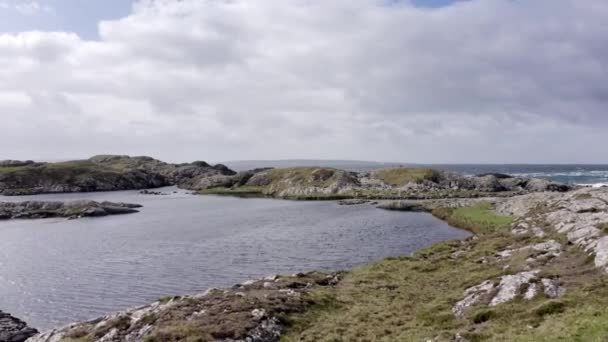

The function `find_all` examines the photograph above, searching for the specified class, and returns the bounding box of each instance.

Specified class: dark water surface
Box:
[0,189,469,330]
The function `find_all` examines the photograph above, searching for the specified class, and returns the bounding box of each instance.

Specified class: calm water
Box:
[0,189,469,330]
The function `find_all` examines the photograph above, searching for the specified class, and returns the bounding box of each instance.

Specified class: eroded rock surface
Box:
[453,271,565,316]
[497,188,608,271]
[0,201,142,220]
[0,311,37,342]
[27,272,341,342]
[0,155,235,196]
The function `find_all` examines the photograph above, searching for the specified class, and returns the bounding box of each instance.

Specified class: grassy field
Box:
[281,202,608,341]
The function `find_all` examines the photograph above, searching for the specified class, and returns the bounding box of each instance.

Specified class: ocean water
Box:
[0,188,469,330]
[224,161,608,187]
[425,164,608,187]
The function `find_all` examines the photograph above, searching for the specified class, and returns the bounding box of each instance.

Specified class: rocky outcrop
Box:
[453,271,565,317]
[190,166,574,200]
[0,201,142,220]
[0,155,235,196]
[497,187,608,272]
[0,311,37,342]
[27,272,341,342]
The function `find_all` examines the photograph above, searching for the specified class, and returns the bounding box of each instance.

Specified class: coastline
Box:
[2,158,608,340]
[14,186,608,341]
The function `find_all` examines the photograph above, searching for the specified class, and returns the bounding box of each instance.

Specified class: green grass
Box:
[433,201,513,235]
[372,167,440,186]
[282,202,608,341]
[598,223,608,235]
[0,165,29,174]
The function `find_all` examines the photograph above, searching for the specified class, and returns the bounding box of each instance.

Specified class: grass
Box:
[598,223,608,234]
[372,167,440,187]
[281,201,608,341]
[432,201,513,235]
[264,167,348,192]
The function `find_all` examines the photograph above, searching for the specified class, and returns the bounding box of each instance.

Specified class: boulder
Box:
[0,311,38,342]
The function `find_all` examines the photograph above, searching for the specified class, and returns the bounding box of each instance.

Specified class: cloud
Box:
[0,0,607,163]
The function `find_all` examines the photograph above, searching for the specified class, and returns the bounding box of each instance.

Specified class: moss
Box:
[93,316,132,338]
[60,338,94,342]
[533,301,566,318]
[574,193,593,200]
[372,167,440,186]
[158,296,181,304]
[597,223,608,234]
[472,309,497,324]
[144,323,208,342]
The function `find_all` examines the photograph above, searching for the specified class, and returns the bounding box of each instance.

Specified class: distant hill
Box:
[221,159,407,172]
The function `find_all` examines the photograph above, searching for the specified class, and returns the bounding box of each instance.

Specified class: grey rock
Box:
[490,271,539,306]
[0,310,38,342]
[452,280,495,317]
[541,278,566,298]
[0,200,141,220]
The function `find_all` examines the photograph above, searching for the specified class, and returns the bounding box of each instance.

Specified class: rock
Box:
[181,174,236,191]
[497,188,608,273]
[523,283,538,300]
[490,271,539,306]
[453,280,495,317]
[28,272,342,342]
[139,190,168,196]
[338,199,370,206]
[0,311,38,342]
[541,278,566,298]
[454,269,567,316]
[0,200,141,220]
[0,160,38,167]
[594,236,608,269]
[525,178,571,192]
[0,155,236,196]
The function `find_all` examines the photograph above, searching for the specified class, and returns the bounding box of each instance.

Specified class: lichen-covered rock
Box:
[541,278,566,298]
[453,269,566,317]
[497,188,608,273]
[490,271,539,306]
[27,272,342,342]
[453,280,496,317]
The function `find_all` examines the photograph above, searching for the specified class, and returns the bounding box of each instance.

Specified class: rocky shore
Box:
[0,155,234,196]
[1,156,574,200]
[0,311,37,342]
[192,167,573,200]
[0,200,142,220]
[16,188,608,341]
[26,272,341,342]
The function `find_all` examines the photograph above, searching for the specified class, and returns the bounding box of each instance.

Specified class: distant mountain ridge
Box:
[222,159,405,172]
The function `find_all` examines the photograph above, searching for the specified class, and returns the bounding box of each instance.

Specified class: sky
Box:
[0,0,607,164]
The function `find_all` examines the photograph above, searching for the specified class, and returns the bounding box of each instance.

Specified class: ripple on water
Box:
[0,188,469,330]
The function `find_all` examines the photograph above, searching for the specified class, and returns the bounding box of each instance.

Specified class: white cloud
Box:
[0,0,607,163]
